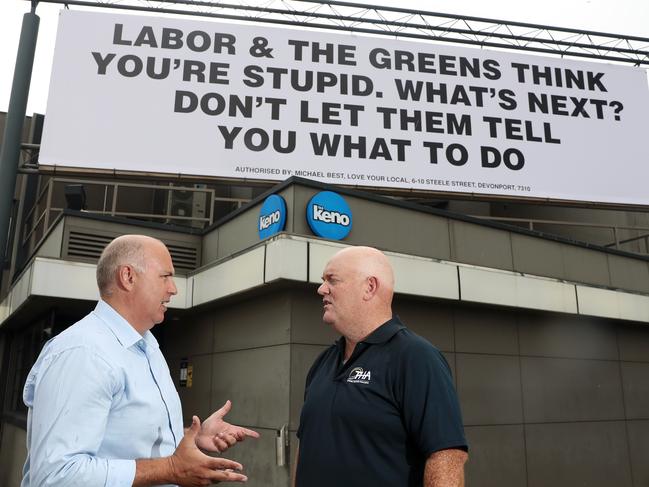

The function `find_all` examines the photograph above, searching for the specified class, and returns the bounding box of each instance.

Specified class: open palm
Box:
[195,400,260,453]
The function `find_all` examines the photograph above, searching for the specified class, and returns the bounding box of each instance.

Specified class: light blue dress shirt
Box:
[21,300,184,487]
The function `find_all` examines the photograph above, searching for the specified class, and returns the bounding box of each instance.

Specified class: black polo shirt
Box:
[296,317,467,487]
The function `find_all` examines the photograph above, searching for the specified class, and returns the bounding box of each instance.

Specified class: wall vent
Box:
[65,230,200,272]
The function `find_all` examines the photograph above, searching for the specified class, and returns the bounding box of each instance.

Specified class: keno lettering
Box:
[259,210,281,230]
[312,205,350,226]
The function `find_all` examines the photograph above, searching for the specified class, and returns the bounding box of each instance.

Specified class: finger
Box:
[239,427,260,439]
[186,415,201,439]
[214,437,230,452]
[206,469,248,483]
[214,399,232,419]
[226,426,259,441]
[207,457,244,471]
[221,433,237,447]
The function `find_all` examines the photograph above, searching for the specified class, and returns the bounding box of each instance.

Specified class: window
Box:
[2,311,68,422]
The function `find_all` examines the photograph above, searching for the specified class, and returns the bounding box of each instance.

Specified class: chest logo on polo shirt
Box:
[347,367,371,384]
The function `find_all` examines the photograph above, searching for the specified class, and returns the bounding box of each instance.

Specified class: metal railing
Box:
[18,143,39,172]
[16,149,649,256]
[470,215,649,254]
[20,177,249,256]
[33,0,649,65]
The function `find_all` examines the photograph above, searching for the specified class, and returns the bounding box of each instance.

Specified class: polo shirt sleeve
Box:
[396,339,468,456]
[25,345,136,487]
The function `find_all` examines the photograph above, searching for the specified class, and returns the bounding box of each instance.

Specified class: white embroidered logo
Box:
[347,367,372,384]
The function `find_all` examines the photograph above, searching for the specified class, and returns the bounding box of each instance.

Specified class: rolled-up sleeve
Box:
[25,346,137,487]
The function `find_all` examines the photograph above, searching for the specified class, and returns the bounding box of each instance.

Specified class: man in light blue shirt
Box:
[22,235,258,486]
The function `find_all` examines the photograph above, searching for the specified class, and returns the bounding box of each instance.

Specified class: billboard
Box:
[41,10,649,204]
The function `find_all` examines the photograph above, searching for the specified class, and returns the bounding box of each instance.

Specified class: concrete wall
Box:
[206,183,649,294]
[2,280,647,487]
[490,202,649,254]
[161,280,649,487]
[3,181,649,486]
[163,289,295,487]
[0,423,26,487]
[450,306,643,487]
[202,186,296,265]
[299,289,649,487]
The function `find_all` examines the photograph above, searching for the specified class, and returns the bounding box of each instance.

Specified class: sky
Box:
[1,0,648,114]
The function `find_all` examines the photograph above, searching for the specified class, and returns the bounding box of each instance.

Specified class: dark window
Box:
[2,311,69,420]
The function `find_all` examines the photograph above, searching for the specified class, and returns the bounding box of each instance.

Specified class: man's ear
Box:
[116,264,137,291]
[364,275,379,300]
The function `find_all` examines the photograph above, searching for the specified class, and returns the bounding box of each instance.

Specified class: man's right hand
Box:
[168,416,248,486]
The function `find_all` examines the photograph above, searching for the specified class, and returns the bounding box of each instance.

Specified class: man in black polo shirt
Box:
[294,246,468,487]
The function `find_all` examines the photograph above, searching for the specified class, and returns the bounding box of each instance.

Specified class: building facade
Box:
[1,177,649,487]
[1,4,648,486]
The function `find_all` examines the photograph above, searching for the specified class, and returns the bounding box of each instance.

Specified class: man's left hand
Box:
[195,400,260,453]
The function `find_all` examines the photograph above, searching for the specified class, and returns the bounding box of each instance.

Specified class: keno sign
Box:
[307,191,352,240]
[40,10,649,205]
[258,194,287,239]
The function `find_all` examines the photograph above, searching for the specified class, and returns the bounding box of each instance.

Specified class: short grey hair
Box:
[96,235,148,296]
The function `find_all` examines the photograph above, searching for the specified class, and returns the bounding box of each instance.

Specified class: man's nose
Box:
[317,282,327,296]
[169,277,178,295]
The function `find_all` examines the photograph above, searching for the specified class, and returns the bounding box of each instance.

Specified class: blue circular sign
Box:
[258,194,287,239]
[306,191,352,240]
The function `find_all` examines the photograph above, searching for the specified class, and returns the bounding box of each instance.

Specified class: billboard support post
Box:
[0,7,40,266]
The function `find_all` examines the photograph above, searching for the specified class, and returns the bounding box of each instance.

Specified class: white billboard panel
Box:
[41,10,649,204]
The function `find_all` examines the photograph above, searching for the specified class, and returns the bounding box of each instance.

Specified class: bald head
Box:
[330,246,395,303]
[318,246,394,339]
[96,235,163,297]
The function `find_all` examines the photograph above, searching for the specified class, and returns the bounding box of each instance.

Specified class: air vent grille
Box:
[66,231,200,272]
[67,232,112,260]
[165,243,200,272]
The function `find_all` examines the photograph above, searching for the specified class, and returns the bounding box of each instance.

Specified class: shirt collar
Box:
[361,316,405,344]
[93,300,159,350]
[335,316,406,349]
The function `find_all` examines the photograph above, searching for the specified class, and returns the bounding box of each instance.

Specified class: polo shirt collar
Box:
[361,316,405,344]
[94,299,159,350]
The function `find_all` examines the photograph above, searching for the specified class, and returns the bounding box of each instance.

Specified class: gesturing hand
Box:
[195,400,260,453]
[170,416,248,486]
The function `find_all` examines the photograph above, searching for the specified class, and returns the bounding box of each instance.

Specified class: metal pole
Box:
[0,5,40,266]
